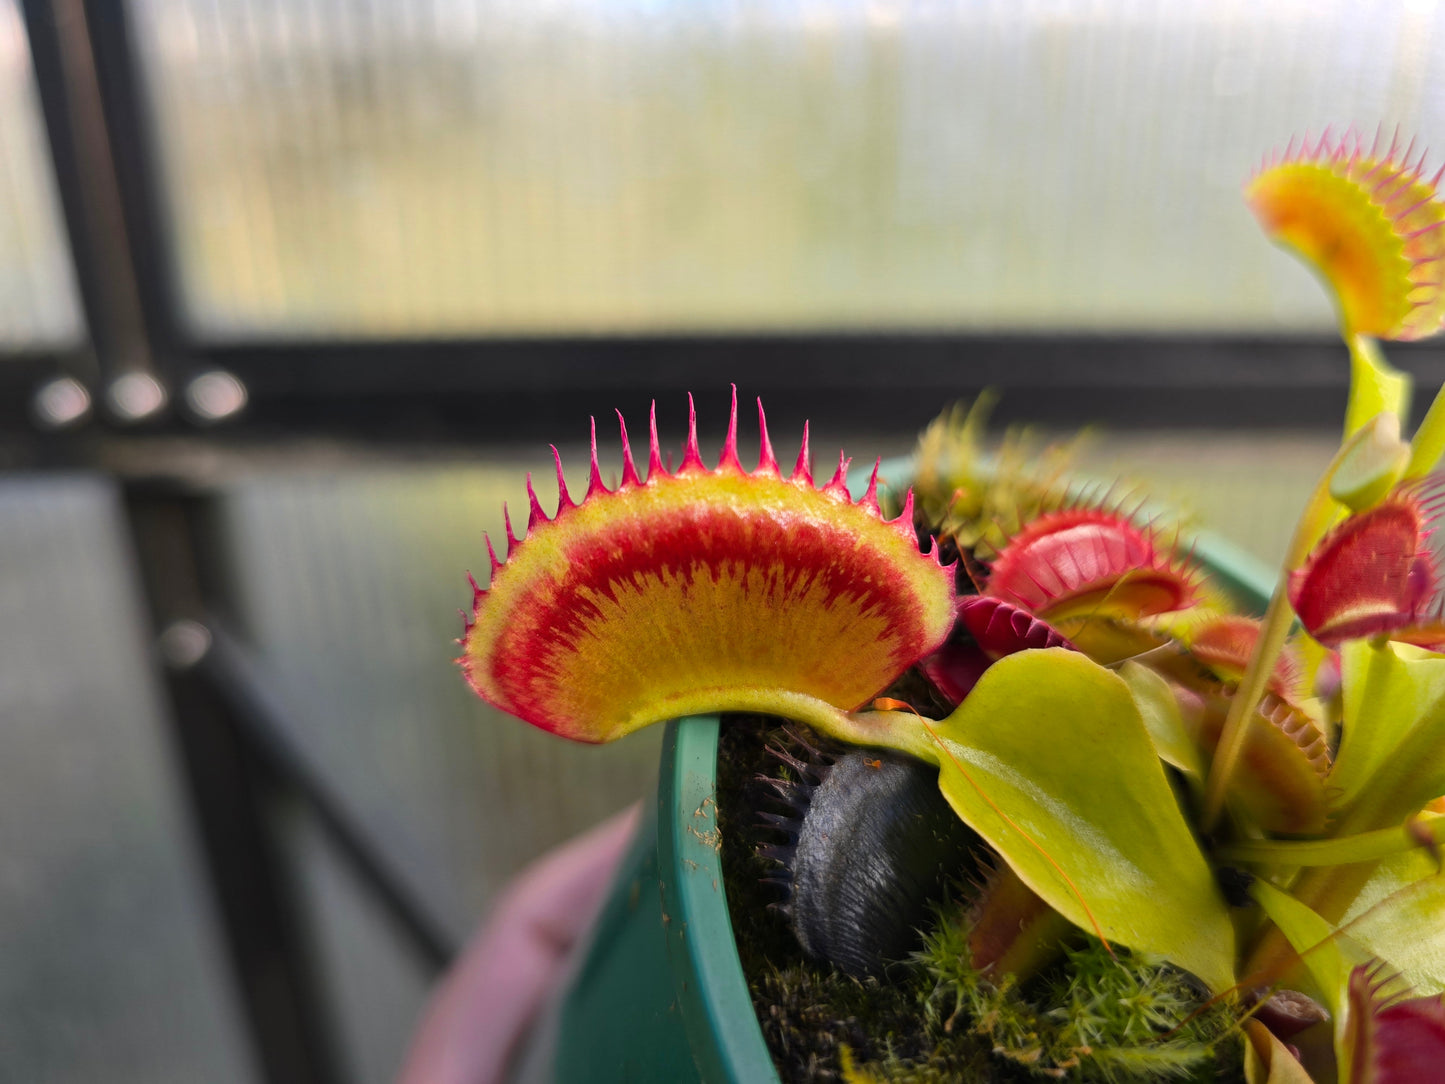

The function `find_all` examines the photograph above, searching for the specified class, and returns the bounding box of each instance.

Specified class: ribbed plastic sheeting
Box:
[1079,429,1341,569]
[127,0,1444,338]
[281,814,433,1084]
[0,477,250,1084]
[215,458,664,1081]
[0,0,84,348]
[217,459,664,947]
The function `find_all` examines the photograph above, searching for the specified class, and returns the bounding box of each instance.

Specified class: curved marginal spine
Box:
[756,397,780,476]
[616,409,641,488]
[793,420,813,484]
[680,392,706,473]
[718,385,743,473]
[647,401,664,480]
[586,418,607,499]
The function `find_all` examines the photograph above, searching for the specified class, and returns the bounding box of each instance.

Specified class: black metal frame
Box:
[18,0,1445,446]
[7,1,1431,1081]
[122,481,347,1084]
[186,332,1445,438]
[120,478,454,1084]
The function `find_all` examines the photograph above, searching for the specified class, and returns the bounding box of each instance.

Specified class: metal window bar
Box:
[20,5,456,1080]
[120,475,457,1084]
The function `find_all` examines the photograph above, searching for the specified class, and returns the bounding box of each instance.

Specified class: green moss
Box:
[910,915,1242,1083]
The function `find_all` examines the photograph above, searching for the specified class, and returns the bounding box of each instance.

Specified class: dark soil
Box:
[714,716,1018,1082]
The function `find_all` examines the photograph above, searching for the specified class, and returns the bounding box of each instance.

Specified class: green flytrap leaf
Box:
[1118,659,1207,781]
[1328,412,1410,512]
[1249,873,1445,1083]
[917,649,1236,993]
[1332,640,1445,829]
[1406,378,1445,478]
[1243,1020,1319,1084]
[1250,879,1359,1024]
[1341,850,1445,996]
[1216,815,1445,868]
[1249,879,1365,1084]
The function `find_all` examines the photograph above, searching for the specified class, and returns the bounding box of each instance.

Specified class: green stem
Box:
[1200,584,1295,831]
[1406,375,1445,478]
[1199,369,1424,831]
[1215,815,1445,867]
[823,708,942,764]
[1345,334,1410,438]
[1242,857,1381,984]
[1200,444,1355,830]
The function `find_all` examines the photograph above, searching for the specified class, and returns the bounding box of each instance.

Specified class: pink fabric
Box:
[398,804,641,1084]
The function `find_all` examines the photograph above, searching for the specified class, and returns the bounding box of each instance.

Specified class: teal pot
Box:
[514,715,779,1084]
[511,493,1277,1083]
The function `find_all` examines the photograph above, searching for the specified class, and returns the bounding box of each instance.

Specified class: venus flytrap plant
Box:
[1205,127,1445,1080]
[459,128,1445,1082]
[463,391,1239,994]
[1209,128,1445,798]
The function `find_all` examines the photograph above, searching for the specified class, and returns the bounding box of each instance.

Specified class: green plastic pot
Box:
[512,472,1277,1084]
[523,716,778,1084]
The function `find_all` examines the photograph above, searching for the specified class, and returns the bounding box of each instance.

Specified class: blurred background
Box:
[2,1,1443,1081]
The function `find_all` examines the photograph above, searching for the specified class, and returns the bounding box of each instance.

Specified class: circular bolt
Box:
[158,619,212,670]
[32,377,92,429]
[107,372,168,422]
[184,370,248,423]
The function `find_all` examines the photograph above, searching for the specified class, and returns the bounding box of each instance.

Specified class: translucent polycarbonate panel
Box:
[0,0,84,348]
[0,477,251,1084]
[1078,430,1339,570]
[284,816,432,1084]
[127,0,1445,338]
[218,457,661,941]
